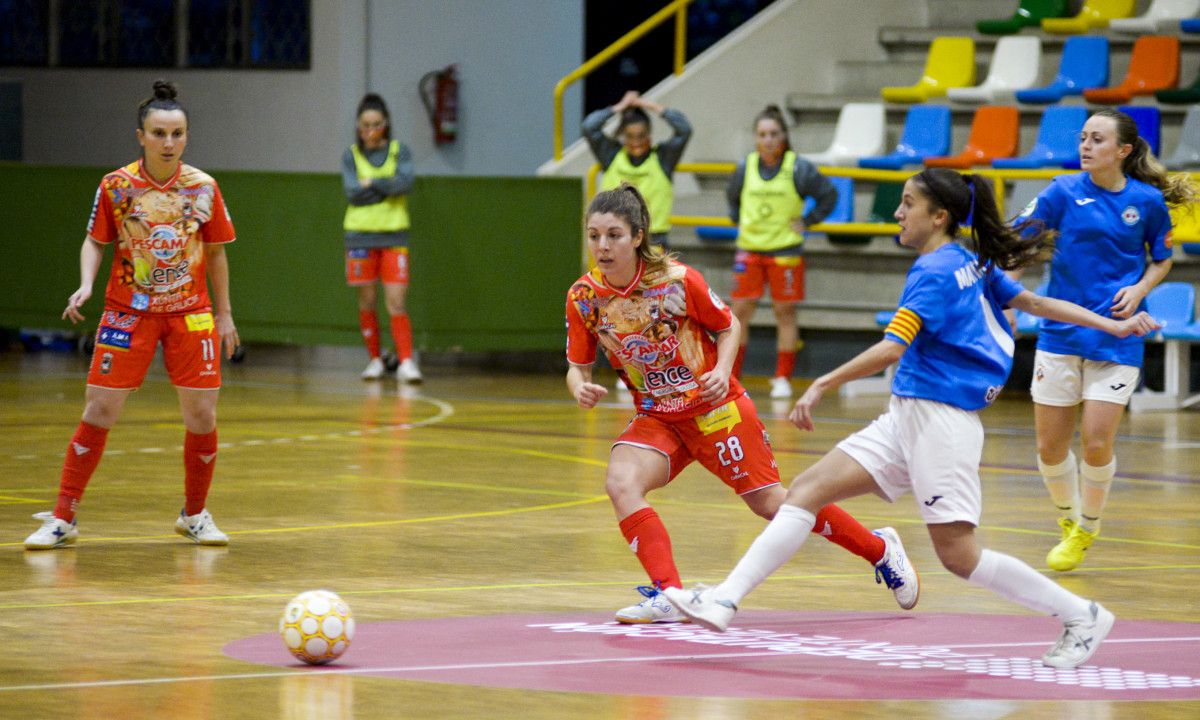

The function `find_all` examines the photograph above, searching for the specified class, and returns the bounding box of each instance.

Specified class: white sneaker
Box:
[397,358,423,384]
[872,527,920,610]
[174,508,229,546]
[662,585,737,632]
[1042,601,1115,668]
[361,357,385,380]
[769,376,792,399]
[24,511,79,550]
[614,585,690,624]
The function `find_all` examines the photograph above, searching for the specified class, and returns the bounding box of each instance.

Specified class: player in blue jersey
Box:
[663,168,1159,669]
[1019,109,1196,572]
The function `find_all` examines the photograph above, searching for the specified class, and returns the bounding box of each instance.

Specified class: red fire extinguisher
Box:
[419,65,458,145]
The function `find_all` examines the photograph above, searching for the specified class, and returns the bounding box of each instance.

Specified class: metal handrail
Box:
[553,0,693,160]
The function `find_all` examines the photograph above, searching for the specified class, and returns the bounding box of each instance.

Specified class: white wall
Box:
[0,0,583,175]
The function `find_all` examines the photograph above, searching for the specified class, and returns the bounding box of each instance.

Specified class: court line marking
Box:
[3,635,1200,693]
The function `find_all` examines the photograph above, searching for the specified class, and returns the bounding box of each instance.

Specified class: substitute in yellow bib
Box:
[583,90,692,249]
[727,105,838,399]
[342,93,421,383]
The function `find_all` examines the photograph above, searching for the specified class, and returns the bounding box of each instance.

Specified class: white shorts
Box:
[837,396,983,525]
[1030,349,1140,407]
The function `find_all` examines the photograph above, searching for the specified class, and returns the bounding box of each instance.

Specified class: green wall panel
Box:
[0,164,582,351]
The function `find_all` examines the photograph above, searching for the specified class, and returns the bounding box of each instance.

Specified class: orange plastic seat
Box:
[1042,0,1136,33]
[1083,35,1179,103]
[881,37,976,103]
[924,106,1020,169]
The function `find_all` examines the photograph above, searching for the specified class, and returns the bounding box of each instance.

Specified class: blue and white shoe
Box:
[615,585,689,624]
[873,527,920,610]
[24,511,79,550]
[663,584,738,632]
[1043,601,1115,668]
[175,508,229,546]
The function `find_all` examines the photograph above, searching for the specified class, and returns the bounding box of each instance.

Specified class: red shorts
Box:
[346,247,409,286]
[88,309,221,390]
[614,393,781,495]
[731,250,805,303]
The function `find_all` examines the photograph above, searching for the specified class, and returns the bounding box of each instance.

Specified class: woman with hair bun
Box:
[565,182,919,626]
[343,92,421,383]
[726,105,838,399]
[25,80,239,549]
[1018,108,1195,572]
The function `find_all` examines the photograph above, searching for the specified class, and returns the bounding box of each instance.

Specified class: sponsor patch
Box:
[96,326,132,350]
[695,400,742,435]
[101,311,140,330]
[131,293,150,311]
[185,312,215,332]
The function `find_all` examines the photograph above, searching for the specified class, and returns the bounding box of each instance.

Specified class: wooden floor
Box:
[0,345,1197,719]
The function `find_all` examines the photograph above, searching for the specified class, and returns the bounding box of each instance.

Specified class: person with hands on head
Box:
[1016,108,1196,572]
[26,80,240,550]
[726,105,838,400]
[566,183,920,625]
[582,90,692,250]
[665,168,1158,671]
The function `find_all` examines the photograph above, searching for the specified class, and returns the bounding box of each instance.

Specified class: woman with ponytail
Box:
[664,168,1159,671]
[342,93,421,383]
[565,183,919,625]
[25,80,239,549]
[726,105,838,399]
[1017,109,1192,572]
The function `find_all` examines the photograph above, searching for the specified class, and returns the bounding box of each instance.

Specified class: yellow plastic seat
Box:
[1041,0,1136,33]
[881,37,976,103]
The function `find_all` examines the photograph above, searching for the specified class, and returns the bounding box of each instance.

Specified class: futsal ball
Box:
[279,590,355,665]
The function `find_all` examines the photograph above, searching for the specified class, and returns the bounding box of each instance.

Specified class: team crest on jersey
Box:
[1019,198,1037,218]
[1121,206,1140,226]
[984,385,1002,405]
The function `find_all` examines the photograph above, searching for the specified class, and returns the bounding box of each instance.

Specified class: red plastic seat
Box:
[924,106,1020,169]
[1083,35,1179,103]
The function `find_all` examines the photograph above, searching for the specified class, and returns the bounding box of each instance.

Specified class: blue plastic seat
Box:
[1182,17,1200,31]
[992,105,1088,168]
[1012,277,1050,334]
[1062,105,1160,170]
[1015,36,1109,104]
[858,105,952,170]
[1145,282,1196,337]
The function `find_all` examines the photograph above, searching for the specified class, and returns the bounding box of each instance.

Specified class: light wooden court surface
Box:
[0,345,1197,719]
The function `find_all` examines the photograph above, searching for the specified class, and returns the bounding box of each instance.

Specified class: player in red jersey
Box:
[24,80,238,550]
[566,183,919,623]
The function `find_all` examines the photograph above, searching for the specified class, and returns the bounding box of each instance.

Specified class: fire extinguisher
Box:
[419,65,458,145]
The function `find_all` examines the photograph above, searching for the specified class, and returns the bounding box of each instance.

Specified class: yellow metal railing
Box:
[553,0,693,160]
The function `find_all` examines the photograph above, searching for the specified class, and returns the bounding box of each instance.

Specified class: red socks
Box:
[54,422,109,522]
[358,310,381,359]
[184,430,218,516]
[812,504,885,565]
[618,507,682,590]
[390,313,413,360]
[775,350,796,379]
[732,345,747,379]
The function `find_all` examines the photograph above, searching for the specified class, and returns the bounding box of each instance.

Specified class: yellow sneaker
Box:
[1047,521,1097,572]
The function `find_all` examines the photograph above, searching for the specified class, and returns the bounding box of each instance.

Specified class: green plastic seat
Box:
[828,182,903,246]
[1157,70,1200,104]
[977,0,1068,35]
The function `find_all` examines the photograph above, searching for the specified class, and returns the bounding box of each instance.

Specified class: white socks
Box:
[716,504,815,605]
[1038,451,1079,523]
[1079,458,1115,534]
[968,548,1091,623]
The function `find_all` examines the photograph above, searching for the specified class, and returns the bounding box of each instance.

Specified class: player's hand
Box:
[63,287,92,324]
[359,178,372,188]
[613,90,639,112]
[1110,284,1147,319]
[789,382,825,431]
[216,311,240,359]
[575,382,608,409]
[1113,311,1161,338]
[789,218,808,235]
[698,368,730,404]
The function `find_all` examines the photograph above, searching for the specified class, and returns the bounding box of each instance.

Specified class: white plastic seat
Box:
[1165,105,1200,170]
[801,102,886,167]
[1109,0,1200,32]
[948,36,1042,103]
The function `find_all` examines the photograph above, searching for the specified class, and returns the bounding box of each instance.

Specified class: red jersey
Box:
[566,259,743,419]
[87,160,236,315]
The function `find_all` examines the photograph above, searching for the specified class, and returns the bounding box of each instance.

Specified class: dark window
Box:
[189,0,309,69]
[0,0,49,66]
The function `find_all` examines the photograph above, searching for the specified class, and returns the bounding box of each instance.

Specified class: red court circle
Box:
[224,611,1200,700]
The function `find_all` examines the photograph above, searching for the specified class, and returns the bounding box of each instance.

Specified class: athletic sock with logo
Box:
[54,421,109,522]
[1037,451,1079,523]
[183,430,218,516]
[716,504,816,605]
[813,504,886,564]
[618,507,682,590]
[967,548,1091,623]
[358,310,381,359]
[1079,457,1115,534]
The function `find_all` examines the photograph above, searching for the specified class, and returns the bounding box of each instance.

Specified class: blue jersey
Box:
[1020,173,1171,366]
[885,243,1026,411]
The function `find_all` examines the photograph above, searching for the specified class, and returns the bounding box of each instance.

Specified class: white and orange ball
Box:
[279,590,355,665]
